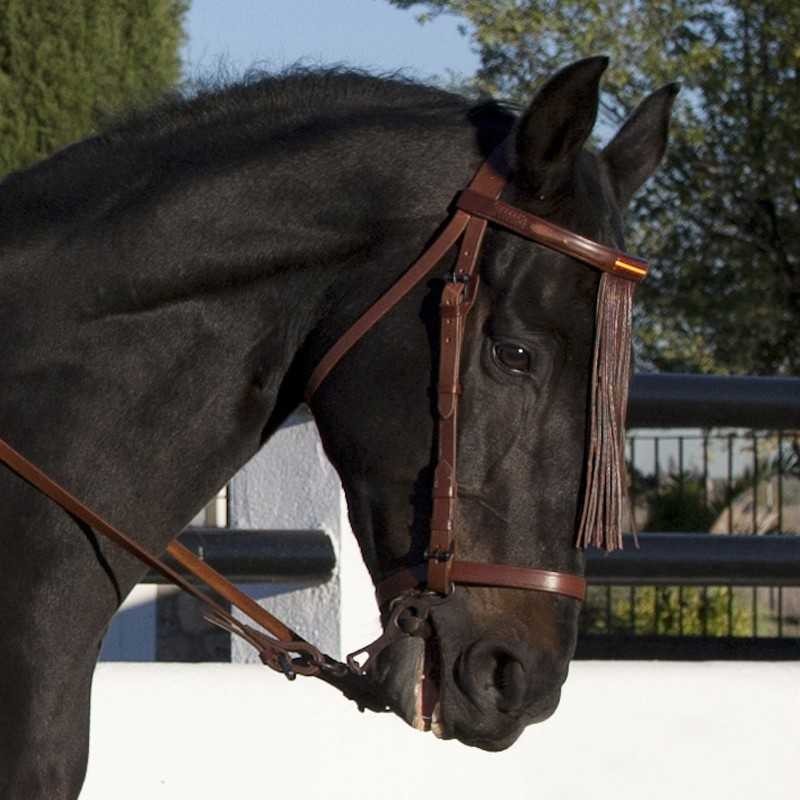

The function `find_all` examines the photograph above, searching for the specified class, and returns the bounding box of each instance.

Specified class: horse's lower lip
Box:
[410,638,441,732]
[410,646,429,730]
[430,701,444,738]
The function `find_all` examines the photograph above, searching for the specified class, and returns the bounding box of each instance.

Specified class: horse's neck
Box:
[0,132,466,550]
[0,186,347,541]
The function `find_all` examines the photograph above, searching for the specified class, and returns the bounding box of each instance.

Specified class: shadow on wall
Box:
[99,585,157,661]
[99,580,323,662]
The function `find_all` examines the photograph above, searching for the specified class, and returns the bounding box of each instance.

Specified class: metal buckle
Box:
[424,547,453,563]
[345,591,451,676]
[204,610,324,680]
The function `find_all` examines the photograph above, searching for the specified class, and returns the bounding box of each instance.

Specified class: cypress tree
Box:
[0,0,188,174]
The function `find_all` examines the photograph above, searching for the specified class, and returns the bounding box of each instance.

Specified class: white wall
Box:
[82,661,799,800]
[227,408,380,662]
[98,410,382,662]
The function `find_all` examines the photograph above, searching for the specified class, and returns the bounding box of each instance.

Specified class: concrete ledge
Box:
[83,661,798,800]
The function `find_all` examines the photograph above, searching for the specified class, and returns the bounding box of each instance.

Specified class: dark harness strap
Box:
[305,152,508,399]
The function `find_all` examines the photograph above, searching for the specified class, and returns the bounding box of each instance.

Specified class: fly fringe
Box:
[576,273,635,551]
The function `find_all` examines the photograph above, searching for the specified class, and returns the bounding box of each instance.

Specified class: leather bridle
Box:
[306,145,645,612]
[0,142,647,703]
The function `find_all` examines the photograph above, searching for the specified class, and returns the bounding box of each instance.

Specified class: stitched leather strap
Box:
[0,436,329,677]
[376,561,587,607]
[426,215,489,593]
[457,189,649,281]
[305,211,471,401]
[305,153,509,401]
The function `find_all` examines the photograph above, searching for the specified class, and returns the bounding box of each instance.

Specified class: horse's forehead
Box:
[486,242,599,331]
[486,159,615,325]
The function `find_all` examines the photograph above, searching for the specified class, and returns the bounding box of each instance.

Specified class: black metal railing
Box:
[577,373,800,659]
[154,374,800,661]
[586,534,800,585]
[627,373,800,429]
[144,528,335,584]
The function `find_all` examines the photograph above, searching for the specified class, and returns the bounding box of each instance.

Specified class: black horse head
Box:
[307,57,677,749]
[0,58,676,795]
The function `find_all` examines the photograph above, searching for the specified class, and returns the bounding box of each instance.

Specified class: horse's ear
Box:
[515,56,608,197]
[602,83,680,207]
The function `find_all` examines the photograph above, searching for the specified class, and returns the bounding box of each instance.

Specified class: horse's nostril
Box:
[493,654,526,712]
[457,641,529,713]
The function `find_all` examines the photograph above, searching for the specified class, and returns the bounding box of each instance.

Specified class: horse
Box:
[0,55,677,797]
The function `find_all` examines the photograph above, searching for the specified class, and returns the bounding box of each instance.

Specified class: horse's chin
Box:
[439,692,559,752]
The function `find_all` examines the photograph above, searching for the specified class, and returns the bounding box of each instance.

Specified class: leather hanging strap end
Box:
[431,460,456,508]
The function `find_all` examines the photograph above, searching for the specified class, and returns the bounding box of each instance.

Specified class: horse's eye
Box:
[492,342,532,374]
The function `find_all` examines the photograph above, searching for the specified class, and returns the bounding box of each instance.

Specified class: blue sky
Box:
[183,1,479,82]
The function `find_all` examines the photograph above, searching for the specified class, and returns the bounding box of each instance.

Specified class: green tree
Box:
[390,1,800,375]
[0,0,188,175]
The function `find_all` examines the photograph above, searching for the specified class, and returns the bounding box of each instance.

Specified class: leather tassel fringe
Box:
[576,273,635,551]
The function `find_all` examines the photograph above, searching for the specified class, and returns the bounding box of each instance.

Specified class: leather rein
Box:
[0,145,647,703]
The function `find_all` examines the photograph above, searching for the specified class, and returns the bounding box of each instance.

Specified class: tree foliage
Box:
[390,1,800,375]
[581,583,751,638]
[0,0,188,175]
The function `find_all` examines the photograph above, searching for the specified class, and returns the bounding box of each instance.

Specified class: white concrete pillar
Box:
[228,408,380,662]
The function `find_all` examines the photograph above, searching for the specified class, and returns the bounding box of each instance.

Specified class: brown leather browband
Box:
[0,141,647,687]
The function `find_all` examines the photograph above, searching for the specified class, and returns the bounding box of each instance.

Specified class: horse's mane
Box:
[1,69,511,235]
[102,67,468,144]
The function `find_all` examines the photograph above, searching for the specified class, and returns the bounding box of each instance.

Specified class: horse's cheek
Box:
[457,382,529,488]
